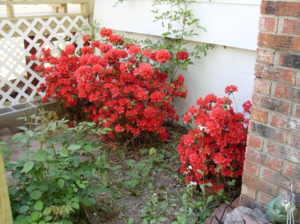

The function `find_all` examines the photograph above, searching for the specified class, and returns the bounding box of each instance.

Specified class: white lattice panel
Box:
[0,16,87,108]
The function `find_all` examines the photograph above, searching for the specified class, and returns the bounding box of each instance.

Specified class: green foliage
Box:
[115,0,214,82]
[139,181,219,224]
[140,189,174,224]
[114,148,164,196]
[5,110,109,223]
[77,20,101,40]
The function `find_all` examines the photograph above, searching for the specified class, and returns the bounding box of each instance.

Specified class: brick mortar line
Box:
[259,166,300,194]
[251,136,300,164]
[245,154,281,172]
[254,87,300,106]
[253,78,299,96]
[245,148,283,172]
[259,31,300,38]
[257,46,300,59]
[241,188,258,201]
[248,121,287,145]
[250,106,271,125]
[250,117,299,142]
[257,60,300,72]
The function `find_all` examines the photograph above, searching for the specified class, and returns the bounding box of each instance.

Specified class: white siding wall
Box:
[94,0,259,121]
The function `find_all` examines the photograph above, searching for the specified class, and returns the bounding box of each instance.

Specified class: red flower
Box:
[91,41,101,48]
[99,43,112,53]
[212,153,226,164]
[143,49,151,58]
[115,124,124,132]
[128,44,141,54]
[109,35,124,45]
[81,46,92,55]
[212,184,224,192]
[29,55,36,60]
[242,100,252,113]
[177,86,250,188]
[100,28,112,37]
[65,45,75,55]
[156,49,171,64]
[138,63,153,79]
[150,91,164,102]
[83,34,91,42]
[176,51,189,60]
[225,85,238,94]
[34,27,188,147]
[183,114,191,124]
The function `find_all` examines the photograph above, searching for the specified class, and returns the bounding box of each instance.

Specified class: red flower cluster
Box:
[225,85,238,94]
[176,51,189,61]
[178,86,251,192]
[33,28,187,146]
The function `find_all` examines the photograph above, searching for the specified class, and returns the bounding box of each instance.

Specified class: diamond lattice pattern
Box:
[0,16,87,107]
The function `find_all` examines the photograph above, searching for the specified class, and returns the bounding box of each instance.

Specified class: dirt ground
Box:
[0,125,196,224]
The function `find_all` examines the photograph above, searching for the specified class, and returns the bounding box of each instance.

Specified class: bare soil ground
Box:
[0,124,238,224]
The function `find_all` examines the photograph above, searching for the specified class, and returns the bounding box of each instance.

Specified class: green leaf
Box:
[38,184,48,192]
[78,184,85,188]
[43,207,51,215]
[51,122,57,132]
[44,216,52,221]
[30,190,42,200]
[72,159,79,167]
[206,195,213,205]
[59,150,69,157]
[23,161,34,173]
[19,205,29,213]
[68,145,81,150]
[57,179,65,188]
[33,154,45,162]
[93,186,109,196]
[88,198,96,204]
[61,174,70,179]
[17,155,32,161]
[83,171,93,179]
[128,218,134,224]
[159,217,168,222]
[81,198,92,207]
[18,126,28,131]
[72,202,79,209]
[85,145,92,152]
[31,211,39,221]
[26,184,37,192]
[34,201,43,211]
[1,145,11,156]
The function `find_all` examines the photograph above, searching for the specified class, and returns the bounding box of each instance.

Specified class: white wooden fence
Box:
[0,16,87,108]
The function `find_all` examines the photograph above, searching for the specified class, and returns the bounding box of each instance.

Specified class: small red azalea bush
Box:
[33,28,188,146]
[177,86,251,192]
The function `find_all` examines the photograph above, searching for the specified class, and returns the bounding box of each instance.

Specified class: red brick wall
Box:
[240,0,300,213]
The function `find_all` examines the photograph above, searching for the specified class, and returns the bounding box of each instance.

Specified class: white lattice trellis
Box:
[0,16,87,108]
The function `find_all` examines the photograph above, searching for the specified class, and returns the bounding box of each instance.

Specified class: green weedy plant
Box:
[140,189,174,224]
[122,148,163,196]
[115,0,213,82]
[5,110,110,223]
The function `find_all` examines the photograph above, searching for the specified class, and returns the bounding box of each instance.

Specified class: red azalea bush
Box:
[33,28,188,146]
[177,86,251,192]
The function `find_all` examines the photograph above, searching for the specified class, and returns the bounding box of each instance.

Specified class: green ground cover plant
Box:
[4,110,109,223]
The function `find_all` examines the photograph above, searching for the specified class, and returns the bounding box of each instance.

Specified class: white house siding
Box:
[94,0,260,122]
